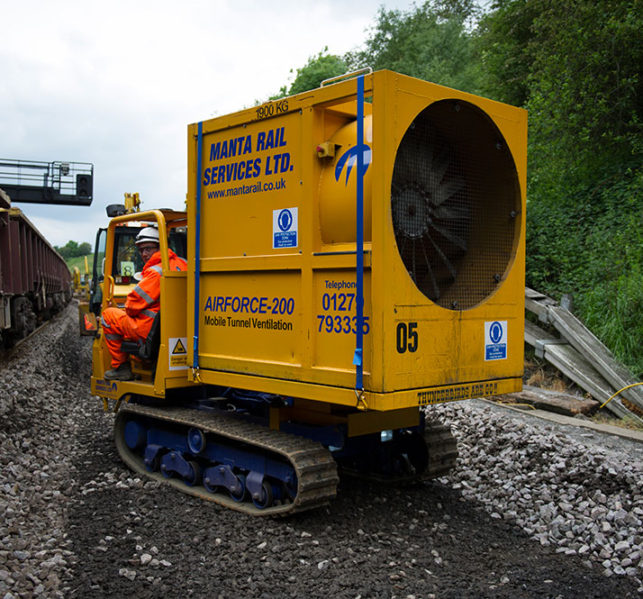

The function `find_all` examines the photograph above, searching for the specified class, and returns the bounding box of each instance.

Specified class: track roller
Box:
[115,403,339,516]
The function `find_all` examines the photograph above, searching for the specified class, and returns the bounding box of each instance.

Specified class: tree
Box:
[270,49,348,99]
[345,1,483,94]
[78,242,92,256]
[474,0,539,106]
[55,240,92,259]
[526,0,641,187]
[270,2,484,99]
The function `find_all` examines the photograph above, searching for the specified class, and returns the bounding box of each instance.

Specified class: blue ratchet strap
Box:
[193,121,203,369]
[353,75,365,391]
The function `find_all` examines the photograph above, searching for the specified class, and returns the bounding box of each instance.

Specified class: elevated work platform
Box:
[0,159,93,206]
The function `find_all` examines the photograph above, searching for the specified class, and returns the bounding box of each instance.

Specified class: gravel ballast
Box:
[0,303,641,598]
[433,401,643,580]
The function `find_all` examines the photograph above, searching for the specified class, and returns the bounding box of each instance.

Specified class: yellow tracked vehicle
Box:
[89,70,527,515]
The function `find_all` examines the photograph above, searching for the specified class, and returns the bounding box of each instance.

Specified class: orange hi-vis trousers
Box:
[101,307,156,368]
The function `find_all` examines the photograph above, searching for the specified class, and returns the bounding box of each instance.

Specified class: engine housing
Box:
[186,70,527,411]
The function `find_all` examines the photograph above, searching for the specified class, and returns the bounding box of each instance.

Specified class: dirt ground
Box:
[65,422,639,598]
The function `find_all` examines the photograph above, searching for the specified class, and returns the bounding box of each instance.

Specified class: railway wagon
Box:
[0,188,72,347]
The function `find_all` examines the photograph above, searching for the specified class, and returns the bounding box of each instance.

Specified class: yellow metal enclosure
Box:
[186,70,527,412]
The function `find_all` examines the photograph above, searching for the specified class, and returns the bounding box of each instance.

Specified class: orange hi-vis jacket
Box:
[101,248,187,367]
[125,248,187,328]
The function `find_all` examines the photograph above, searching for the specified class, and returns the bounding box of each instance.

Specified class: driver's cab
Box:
[87,208,196,401]
[88,221,187,314]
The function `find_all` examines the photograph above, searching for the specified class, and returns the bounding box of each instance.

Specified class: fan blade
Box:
[426,233,457,280]
[433,176,465,207]
[430,222,468,252]
[420,238,440,299]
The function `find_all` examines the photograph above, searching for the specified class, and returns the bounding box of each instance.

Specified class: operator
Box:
[102,227,187,381]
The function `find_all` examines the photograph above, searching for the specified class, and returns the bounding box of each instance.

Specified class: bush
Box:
[526,166,643,377]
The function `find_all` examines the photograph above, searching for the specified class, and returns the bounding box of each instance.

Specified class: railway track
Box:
[0,319,51,359]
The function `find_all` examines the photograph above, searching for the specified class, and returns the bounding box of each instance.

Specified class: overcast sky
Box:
[1,0,417,247]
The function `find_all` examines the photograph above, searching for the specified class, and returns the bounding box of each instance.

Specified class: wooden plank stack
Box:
[523,288,643,424]
[499,385,599,416]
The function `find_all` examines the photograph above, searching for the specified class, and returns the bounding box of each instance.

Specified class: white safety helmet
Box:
[135,227,160,246]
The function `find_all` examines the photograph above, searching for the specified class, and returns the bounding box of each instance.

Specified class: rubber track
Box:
[423,422,459,479]
[114,403,339,516]
[336,422,458,484]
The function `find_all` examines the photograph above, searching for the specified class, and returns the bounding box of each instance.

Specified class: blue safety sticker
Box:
[485,320,507,361]
[273,207,298,248]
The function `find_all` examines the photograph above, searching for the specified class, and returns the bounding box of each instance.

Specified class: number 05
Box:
[396,322,418,353]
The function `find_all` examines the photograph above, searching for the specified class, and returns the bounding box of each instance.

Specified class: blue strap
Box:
[193,122,203,368]
[354,75,365,390]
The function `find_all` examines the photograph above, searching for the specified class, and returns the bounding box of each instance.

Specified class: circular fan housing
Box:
[391,100,521,310]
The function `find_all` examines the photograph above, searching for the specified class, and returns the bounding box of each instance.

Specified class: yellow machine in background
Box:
[72,256,90,298]
[91,70,527,515]
[75,255,98,336]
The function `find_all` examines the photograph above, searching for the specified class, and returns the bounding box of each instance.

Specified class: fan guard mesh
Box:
[391,100,520,310]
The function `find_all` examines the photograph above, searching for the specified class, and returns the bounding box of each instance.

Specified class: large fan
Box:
[391,100,520,310]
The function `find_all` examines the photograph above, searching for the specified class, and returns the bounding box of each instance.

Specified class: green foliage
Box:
[475,0,538,105]
[527,166,643,376]
[55,240,92,259]
[65,253,93,275]
[583,263,643,378]
[346,1,483,94]
[521,0,643,375]
[270,49,347,99]
[526,0,642,192]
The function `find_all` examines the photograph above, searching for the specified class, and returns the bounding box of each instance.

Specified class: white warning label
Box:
[169,336,188,370]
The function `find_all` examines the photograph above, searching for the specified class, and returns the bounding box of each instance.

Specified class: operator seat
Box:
[120,311,161,380]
